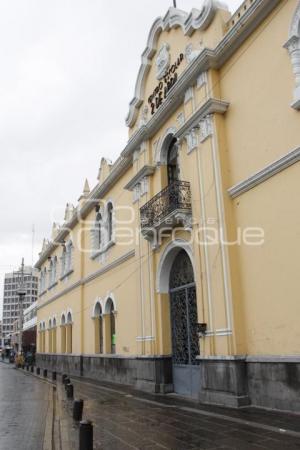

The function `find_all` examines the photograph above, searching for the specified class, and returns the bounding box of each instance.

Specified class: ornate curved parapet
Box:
[125,1,227,128]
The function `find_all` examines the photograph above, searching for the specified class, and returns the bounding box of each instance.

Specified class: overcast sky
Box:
[0,0,241,315]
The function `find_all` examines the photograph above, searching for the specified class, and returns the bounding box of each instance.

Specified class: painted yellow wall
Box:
[37,0,300,361]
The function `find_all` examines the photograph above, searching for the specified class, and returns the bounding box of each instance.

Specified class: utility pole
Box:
[173,0,177,7]
[17,258,26,353]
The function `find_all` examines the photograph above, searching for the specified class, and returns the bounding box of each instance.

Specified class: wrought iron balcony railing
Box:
[140,180,191,230]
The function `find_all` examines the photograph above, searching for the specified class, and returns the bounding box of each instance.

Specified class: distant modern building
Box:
[2,265,38,345]
[0,320,3,349]
[22,301,37,353]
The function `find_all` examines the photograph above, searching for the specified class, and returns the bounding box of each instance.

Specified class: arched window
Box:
[39,271,44,293]
[66,241,73,273]
[40,268,46,293]
[107,202,113,243]
[167,138,179,184]
[94,302,103,354]
[48,260,53,288]
[52,257,57,284]
[94,211,102,250]
[42,322,46,353]
[61,246,66,277]
[39,323,44,352]
[52,318,57,353]
[106,298,116,354]
[61,314,66,353]
[66,312,73,354]
[48,319,52,353]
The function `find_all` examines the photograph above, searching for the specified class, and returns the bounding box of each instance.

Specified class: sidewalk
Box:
[62,375,300,450]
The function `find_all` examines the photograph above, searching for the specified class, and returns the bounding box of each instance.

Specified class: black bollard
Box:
[66,383,74,399]
[62,373,68,384]
[43,369,47,378]
[30,366,34,373]
[36,367,40,375]
[64,377,70,389]
[52,371,57,381]
[79,420,93,450]
[73,399,84,421]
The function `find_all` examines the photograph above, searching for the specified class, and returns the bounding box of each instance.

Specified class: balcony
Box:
[140,180,192,243]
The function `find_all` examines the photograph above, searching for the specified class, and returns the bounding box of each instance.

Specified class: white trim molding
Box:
[228,147,300,198]
[124,165,156,191]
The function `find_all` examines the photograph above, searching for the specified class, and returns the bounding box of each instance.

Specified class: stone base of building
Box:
[36,353,173,394]
[36,354,300,413]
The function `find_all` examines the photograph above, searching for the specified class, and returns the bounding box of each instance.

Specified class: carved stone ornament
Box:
[156,43,171,80]
[199,116,213,142]
[185,43,201,64]
[284,3,300,110]
[139,105,149,128]
[186,129,198,154]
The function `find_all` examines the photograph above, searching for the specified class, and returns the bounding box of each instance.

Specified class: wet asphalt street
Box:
[0,363,49,450]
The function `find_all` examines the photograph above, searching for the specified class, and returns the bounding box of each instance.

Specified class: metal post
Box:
[73,399,84,421]
[79,420,93,450]
[52,371,57,381]
[43,369,47,378]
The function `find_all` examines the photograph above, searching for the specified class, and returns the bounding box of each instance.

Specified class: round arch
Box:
[103,294,117,314]
[66,311,73,324]
[155,127,177,165]
[156,239,195,294]
[61,313,66,326]
[92,298,104,318]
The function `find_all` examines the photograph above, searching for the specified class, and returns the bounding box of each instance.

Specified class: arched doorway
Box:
[169,249,200,397]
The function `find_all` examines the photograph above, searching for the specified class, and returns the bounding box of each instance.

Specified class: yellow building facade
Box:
[36,0,300,412]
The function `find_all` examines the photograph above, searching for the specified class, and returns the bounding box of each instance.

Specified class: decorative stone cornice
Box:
[176,98,228,140]
[228,146,300,198]
[124,165,156,191]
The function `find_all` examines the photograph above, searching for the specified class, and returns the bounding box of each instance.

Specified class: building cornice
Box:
[228,146,300,198]
[124,165,156,191]
[176,98,229,139]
